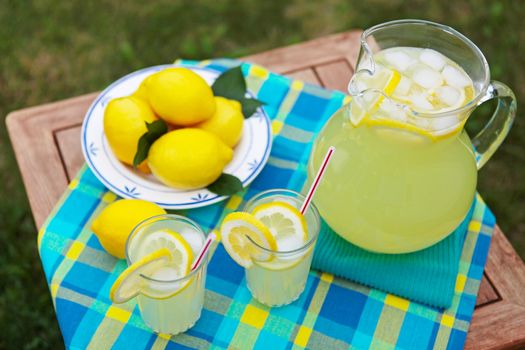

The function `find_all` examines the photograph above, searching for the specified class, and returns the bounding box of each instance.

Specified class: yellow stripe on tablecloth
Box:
[468,221,482,232]
[385,294,410,312]
[240,305,269,329]
[455,274,467,293]
[225,195,243,210]
[440,314,455,328]
[68,179,79,190]
[106,306,132,323]
[320,272,334,283]
[38,227,46,251]
[291,80,304,91]
[66,241,85,260]
[294,325,313,347]
[250,65,269,79]
[272,120,284,135]
[102,191,117,203]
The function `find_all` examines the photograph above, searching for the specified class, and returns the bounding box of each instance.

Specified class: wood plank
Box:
[245,31,362,73]
[6,93,98,227]
[285,68,321,85]
[466,301,525,350]
[315,60,354,92]
[484,226,525,305]
[55,125,83,181]
[476,273,499,306]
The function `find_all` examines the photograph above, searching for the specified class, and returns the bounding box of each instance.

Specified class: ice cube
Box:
[435,86,461,107]
[410,93,434,111]
[349,79,367,94]
[394,76,411,96]
[179,228,204,254]
[412,67,443,89]
[431,115,460,132]
[419,49,446,71]
[379,99,399,113]
[150,267,186,292]
[414,117,432,130]
[391,110,409,123]
[384,50,416,71]
[277,235,303,252]
[151,266,180,281]
[379,99,407,122]
[442,65,471,88]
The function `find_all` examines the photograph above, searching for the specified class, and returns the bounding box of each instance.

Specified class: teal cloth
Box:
[312,202,475,308]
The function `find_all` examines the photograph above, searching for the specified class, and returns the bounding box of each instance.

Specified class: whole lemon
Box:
[104,96,157,172]
[148,128,233,189]
[145,68,216,125]
[195,96,244,147]
[91,199,166,259]
[132,75,152,102]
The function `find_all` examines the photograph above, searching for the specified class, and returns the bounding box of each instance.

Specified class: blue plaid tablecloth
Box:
[38,59,496,349]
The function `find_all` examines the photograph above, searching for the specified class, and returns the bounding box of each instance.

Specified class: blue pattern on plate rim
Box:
[88,142,99,157]
[124,185,140,197]
[247,159,259,171]
[191,193,209,201]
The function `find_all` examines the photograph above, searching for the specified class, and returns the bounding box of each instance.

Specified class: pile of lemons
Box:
[104,67,244,190]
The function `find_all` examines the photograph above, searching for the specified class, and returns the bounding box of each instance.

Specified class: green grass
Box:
[1,0,524,348]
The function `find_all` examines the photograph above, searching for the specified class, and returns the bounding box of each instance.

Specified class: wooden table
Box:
[6,31,525,350]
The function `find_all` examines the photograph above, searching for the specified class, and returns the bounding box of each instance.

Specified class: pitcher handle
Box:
[472,81,517,169]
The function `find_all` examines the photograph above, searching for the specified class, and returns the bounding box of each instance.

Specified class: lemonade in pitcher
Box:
[308,20,516,253]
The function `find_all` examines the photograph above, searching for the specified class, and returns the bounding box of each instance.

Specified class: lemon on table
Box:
[220,212,277,268]
[195,96,244,148]
[110,248,171,303]
[147,128,233,189]
[145,67,216,126]
[91,199,166,259]
[104,96,158,172]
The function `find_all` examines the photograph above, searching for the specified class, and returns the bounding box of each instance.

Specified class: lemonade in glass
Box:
[221,189,320,306]
[114,215,208,335]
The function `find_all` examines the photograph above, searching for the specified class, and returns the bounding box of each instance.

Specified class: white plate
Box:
[81,64,272,209]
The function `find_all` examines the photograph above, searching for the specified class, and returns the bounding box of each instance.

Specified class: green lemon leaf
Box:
[207,173,243,196]
[240,97,265,118]
[212,66,265,118]
[133,119,168,168]
[212,66,246,101]
[145,119,168,134]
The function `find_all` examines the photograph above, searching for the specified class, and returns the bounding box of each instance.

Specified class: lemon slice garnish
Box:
[252,201,307,244]
[112,229,196,303]
[110,248,172,303]
[220,212,277,268]
[350,68,401,126]
[364,117,466,141]
[251,201,311,270]
[133,229,194,276]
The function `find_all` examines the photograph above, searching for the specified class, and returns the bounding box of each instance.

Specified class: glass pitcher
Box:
[308,20,516,254]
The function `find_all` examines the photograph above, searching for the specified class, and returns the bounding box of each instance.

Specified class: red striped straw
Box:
[191,231,217,271]
[300,146,336,215]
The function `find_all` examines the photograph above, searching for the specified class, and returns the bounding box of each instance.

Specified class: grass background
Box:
[1,0,523,348]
